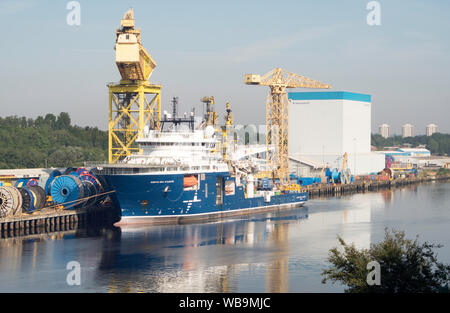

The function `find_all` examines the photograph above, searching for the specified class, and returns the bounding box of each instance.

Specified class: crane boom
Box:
[244,68,331,184]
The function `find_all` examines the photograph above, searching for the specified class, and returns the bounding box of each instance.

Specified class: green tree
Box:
[56,112,71,129]
[44,113,57,128]
[322,229,450,293]
[0,113,107,169]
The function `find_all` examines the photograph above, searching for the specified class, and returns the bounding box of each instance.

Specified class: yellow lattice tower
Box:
[108,8,161,163]
[244,68,331,184]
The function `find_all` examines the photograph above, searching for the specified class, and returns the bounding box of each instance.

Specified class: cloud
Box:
[224,25,342,64]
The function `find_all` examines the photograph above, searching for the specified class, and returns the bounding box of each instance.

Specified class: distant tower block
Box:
[426,123,438,136]
[402,123,414,138]
[379,124,390,139]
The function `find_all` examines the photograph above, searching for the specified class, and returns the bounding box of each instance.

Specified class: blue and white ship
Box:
[94,109,308,225]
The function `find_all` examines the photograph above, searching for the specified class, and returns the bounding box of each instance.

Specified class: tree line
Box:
[371,133,450,155]
[0,113,107,169]
[1,112,448,169]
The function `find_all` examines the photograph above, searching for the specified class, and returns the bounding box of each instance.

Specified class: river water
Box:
[0,182,449,293]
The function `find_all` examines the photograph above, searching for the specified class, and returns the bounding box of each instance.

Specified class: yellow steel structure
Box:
[108,82,161,163]
[244,68,331,184]
[200,96,218,127]
[115,8,156,81]
[221,101,234,160]
[342,152,348,170]
[108,8,161,163]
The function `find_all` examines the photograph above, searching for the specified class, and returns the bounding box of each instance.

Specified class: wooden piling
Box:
[0,205,117,239]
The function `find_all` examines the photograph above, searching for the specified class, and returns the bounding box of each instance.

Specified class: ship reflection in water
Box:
[1,182,449,292]
[96,208,309,293]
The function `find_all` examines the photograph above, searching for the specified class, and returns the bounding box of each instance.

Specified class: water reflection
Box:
[1,183,449,292]
[95,208,308,293]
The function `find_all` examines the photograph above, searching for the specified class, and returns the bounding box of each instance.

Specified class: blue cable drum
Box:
[81,180,98,207]
[50,175,84,209]
[15,178,29,188]
[325,168,332,183]
[45,170,62,196]
[19,187,38,213]
[63,167,77,175]
[331,169,341,183]
[76,167,89,175]
[29,186,46,210]
[89,169,108,205]
[79,173,100,207]
[15,178,38,188]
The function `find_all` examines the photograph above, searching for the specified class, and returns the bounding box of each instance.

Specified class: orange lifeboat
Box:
[183,175,198,188]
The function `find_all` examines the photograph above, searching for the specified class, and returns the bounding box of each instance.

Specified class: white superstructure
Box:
[121,126,228,173]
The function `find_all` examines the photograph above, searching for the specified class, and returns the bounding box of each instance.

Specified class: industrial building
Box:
[402,123,414,138]
[0,168,54,187]
[379,124,390,138]
[377,147,450,170]
[426,123,438,136]
[287,91,385,176]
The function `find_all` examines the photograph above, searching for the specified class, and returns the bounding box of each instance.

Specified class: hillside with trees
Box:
[371,133,450,155]
[0,113,107,169]
[1,113,448,169]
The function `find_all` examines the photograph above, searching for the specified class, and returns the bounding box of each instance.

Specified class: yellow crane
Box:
[200,96,218,127]
[114,8,156,81]
[244,68,331,184]
[108,8,162,163]
[222,101,234,160]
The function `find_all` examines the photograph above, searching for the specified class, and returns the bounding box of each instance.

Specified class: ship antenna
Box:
[171,97,178,119]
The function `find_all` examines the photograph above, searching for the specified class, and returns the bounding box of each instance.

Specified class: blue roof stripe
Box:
[288,91,371,103]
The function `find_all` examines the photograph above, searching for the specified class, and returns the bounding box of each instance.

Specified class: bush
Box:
[436,168,450,177]
[322,229,450,293]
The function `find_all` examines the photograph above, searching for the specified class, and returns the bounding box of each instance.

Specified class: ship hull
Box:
[99,171,308,225]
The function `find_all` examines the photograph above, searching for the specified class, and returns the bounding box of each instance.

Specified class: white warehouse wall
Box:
[342,100,371,154]
[288,99,343,155]
[287,91,384,175]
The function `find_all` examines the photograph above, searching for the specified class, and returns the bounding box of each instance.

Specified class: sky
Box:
[0,0,449,134]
